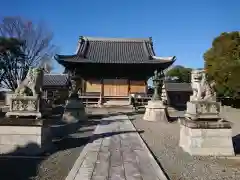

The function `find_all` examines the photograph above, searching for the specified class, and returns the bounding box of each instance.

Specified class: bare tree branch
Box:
[0,16,56,90]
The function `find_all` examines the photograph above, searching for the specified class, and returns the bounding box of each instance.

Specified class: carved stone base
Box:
[185,100,221,120]
[179,118,235,156]
[62,98,86,123]
[6,95,42,119]
[143,100,168,122]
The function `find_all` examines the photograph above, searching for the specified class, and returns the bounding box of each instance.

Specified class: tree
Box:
[166,65,192,83]
[0,16,56,90]
[0,37,25,89]
[204,32,240,98]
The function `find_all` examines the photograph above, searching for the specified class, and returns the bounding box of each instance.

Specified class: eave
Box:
[55,54,176,65]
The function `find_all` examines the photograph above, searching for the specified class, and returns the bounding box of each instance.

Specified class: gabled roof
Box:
[55,36,175,64]
[43,74,69,87]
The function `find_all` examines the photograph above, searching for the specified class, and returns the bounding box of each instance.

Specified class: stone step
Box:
[104,100,130,106]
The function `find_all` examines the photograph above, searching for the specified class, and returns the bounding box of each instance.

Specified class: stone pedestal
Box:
[6,95,42,119]
[62,98,86,123]
[185,100,221,120]
[143,100,168,121]
[0,118,52,155]
[179,118,235,156]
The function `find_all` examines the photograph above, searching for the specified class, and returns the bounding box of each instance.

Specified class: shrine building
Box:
[55,36,175,104]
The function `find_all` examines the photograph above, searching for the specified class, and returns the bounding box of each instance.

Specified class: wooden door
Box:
[104,79,128,96]
[115,79,128,96]
[130,80,146,93]
[103,79,113,96]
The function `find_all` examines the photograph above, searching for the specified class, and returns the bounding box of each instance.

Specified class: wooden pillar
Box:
[127,79,131,95]
[145,80,148,94]
[128,79,131,105]
[98,79,104,106]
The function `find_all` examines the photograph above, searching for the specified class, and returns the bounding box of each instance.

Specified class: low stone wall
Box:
[0,124,52,155]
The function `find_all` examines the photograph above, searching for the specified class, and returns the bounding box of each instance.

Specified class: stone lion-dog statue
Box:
[191,69,216,101]
[15,67,44,96]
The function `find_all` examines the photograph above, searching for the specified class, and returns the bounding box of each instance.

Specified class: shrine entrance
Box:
[103,79,128,97]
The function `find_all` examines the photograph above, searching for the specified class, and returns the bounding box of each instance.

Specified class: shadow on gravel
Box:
[0,105,99,180]
[51,120,100,139]
[0,143,44,180]
[0,129,144,180]
[0,113,144,180]
[233,134,240,155]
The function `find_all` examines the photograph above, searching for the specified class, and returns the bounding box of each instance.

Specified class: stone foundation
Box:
[143,100,168,121]
[0,119,52,155]
[179,118,235,156]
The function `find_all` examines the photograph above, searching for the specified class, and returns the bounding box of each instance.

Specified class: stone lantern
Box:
[143,69,167,121]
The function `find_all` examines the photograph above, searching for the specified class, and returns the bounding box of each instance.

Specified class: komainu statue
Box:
[15,67,44,96]
[181,69,234,156]
[191,69,216,101]
[6,67,44,119]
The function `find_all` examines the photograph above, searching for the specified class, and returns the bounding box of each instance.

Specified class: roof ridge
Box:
[80,36,151,42]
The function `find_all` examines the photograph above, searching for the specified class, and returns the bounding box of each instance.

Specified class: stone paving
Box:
[65,114,168,180]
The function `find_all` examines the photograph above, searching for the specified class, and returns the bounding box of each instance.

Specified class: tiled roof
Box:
[43,74,69,87]
[164,83,192,92]
[55,36,175,64]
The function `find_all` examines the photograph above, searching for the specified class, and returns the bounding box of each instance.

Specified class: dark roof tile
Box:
[56,36,175,64]
[43,74,69,87]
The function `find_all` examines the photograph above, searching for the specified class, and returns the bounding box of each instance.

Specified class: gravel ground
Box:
[0,123,97,180]
[1,106,240,180]
[0,107,103,180]
[131,108,240,180]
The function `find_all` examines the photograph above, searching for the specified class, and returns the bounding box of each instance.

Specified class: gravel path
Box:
[131,109,240,180]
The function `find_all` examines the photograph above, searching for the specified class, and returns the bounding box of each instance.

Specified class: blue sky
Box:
[1,0,239,73]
